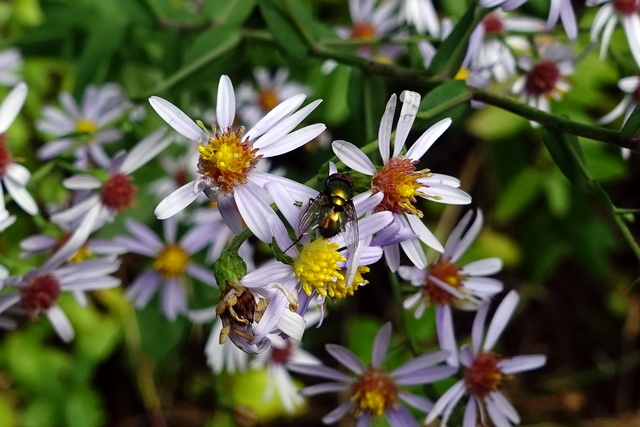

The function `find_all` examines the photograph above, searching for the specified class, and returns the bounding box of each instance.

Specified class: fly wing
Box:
[296,193,323,237]
[342,201,360,254]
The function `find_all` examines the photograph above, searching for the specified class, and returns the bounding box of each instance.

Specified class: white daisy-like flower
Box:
[426,291,547,427]
[0,48,23,87]
[480,0,577,39]
[0,82,38,215]
[50,128,172,234]
[36,83,132,169]
[599,75,640,125]
[399,210,503,366]
[237,68,310,128]
[464,11,544,83]
[588,0,640,67]
[116,217,215,321]
[149,74,326,243]
[332,91,471,271]
[511,43,574,122]
[0,235,120,342]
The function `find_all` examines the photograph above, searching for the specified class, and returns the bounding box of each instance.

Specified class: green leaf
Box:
[63,388,104,427]
[417,80,470,124]
[258,0,309,60]
[543,173,571,217]
[622,101,640,140]
[494,168,544,223]
[74,18,128,96]
[203,0,256,26]
[428,3,478,78]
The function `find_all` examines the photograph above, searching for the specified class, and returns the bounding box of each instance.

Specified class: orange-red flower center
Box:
[258,88,279,112]
[525,60,560,96]
[422,259,463,305]
[351,22,377,40]
[352,367,398,416]
[21,273,61,313]
[0,133,12,176]
[101,173,138,211]
[465,351,504,398]
[614,0,640,15]
[372,157,432,217]
[198,128,261,195]
[483,14,504,34]
[271,340,293,364]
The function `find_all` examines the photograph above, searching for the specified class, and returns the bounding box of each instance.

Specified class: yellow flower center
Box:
[198,127,261,194]
[423,259,463,305]
[75,118,98,134]
[258,88,279,112]
[372,157,435,217]
[352,368,398,416]
[153,243,189,278]
[69,246,94,264]
[454,67,470,81]
[294,238,346,297]
[330,266,370,299]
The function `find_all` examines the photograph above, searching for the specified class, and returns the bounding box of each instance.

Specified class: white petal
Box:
[216,75,236,129]
[63,174,102,190]
[406,117,452,161]
[406,214,444,252]
[462,258,503,276]
[5,163,30,186]
[4,175,38,215]
[332,140,376,175]
[483,290,519,351]
[234,183,274,243]
[120,128,172,174]
[378,94,397,164]
[393,91,420,158]
[0,82,27,133]
[154,180,203,220]
[148,96,207,143]
[245,93,306,141]
[47,305,74,342]
[257,123,326,158]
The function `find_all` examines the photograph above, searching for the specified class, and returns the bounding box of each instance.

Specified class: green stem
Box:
[612,213,640,265]
[388,270,419,357]
[471,88,640,151]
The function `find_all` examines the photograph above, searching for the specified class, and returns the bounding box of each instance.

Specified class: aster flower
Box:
[115,217,215,320]
[399,210,503,366]
[588,0,640,68]
[237,68,310,128]
[289,322,456,426]
[264,176,392,314]
[0,48,23,87]
[332,91,471,271]
[480,0,577,39]
[50,128,172,235]
[37,83,132,169]
[0,82,38,215]
[149,74,326,243]
[426,290,547,427]
[511,42,574,123]
[0,236,120,342]
[464,11,544,83]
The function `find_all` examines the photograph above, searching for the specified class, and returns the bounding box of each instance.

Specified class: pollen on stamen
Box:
[294,238,346,297]
[372,157,433,217]
[329,266,370,299]
[465,351,504,398]
[21,273,61,314]
[101,173,138,211]
[351,368,398,416]
[422,259,463,306]
[198,127,262,195]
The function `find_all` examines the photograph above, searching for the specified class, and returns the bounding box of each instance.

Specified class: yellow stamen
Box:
[153,243,189,278]
[75,118,98,134]
[294,238,346,297]
[352,368,398,416]
[198,127,261,194]
[68,246,94,264]
[329,266,370,299]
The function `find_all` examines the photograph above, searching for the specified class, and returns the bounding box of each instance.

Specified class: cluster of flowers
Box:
[342,0,640,132]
